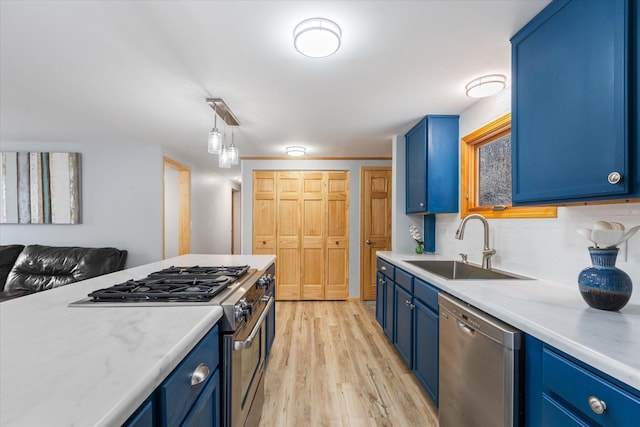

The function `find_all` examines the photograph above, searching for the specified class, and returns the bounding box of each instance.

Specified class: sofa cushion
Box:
[4,245,127,293]
[0,245,25,291]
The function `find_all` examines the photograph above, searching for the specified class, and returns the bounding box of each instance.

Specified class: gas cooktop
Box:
[70,265,252,306]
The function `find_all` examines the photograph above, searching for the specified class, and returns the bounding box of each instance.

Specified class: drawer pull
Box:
[190,363,210,386]
[588,396,606,415]
[381,266,386,271]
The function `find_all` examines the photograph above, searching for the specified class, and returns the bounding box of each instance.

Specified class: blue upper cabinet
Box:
[405,115,459,214]
[511,0,640,205]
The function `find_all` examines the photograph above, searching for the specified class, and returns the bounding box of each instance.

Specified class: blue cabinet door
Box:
[394,285,413,367]
[511,0,634,204]
[383,277,394,340]
[181,369,220,427]
[406,119,427,213]
[405,115,459,214]
[123,398,154,427]
[375,272,385,328]
[413,299,439,406]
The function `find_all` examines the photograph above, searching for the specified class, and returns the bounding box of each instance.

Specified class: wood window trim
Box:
[460,113,557,219]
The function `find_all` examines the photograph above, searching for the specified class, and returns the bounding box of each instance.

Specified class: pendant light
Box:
[207,104,222,154]
[228,126,239,165]
[219,145,232,168]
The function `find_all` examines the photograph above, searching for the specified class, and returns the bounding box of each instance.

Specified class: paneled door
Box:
[276,172,302,300]
[325,172,349,300]
[252,170,349,301]
[361,167,392,300]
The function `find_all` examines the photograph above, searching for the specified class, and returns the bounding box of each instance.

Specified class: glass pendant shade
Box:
[228,144,239,165]
[219,146,232,168]
[208,127,222,154]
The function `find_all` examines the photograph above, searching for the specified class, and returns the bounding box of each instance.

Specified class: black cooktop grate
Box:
[87,276,234,302]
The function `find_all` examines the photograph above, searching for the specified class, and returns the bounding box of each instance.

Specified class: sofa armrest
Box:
[4,245,128,293]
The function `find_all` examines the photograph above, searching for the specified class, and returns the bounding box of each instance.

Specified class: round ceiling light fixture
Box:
[465,74,507,98]
[293,18,341,58]
[285,146,307,157]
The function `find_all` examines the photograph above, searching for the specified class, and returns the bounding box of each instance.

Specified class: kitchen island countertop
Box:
[0,254,275,427]
[377,251,640,391]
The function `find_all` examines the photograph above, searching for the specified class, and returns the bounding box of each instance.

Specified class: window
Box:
[460,113,557,219]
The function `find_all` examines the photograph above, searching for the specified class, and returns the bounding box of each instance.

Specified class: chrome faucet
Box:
[454,214,496,270]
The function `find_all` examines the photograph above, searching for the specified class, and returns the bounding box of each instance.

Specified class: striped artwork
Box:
[0,152,81,224]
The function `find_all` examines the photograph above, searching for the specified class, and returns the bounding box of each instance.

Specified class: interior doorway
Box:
[360,167,392,300]
[163,157,191,259]
[232,189,241,254]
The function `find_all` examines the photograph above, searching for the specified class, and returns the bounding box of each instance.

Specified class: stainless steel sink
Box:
[404,260,529,280]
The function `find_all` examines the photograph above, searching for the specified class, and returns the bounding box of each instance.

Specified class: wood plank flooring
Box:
[260,301,439,427]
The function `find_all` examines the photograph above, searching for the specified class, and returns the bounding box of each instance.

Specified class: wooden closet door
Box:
[301,172,325,300]
[252,171,276,255]
[276,172,301,300]
[325,172,349,300]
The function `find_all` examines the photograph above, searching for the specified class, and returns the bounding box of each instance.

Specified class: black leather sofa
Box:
[0,244,127,301]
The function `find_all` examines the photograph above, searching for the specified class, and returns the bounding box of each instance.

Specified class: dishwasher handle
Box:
[456,319,476,336]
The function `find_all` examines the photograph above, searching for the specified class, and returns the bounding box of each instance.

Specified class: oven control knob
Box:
[256,276,268,288]
[233,304,245,323]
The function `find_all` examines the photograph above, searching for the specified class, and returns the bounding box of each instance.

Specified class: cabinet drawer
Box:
[542,394,589,427]
[395,268,413,293]
[159,326,219,427]
[377,258,394,279]
[413,278,438,312]
[542,347,640,426]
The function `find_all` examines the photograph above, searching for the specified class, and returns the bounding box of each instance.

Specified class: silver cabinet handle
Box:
[366,240,372,244]
[190,363,210,386]
[381,266,386,271]
[419,202,425,207]
[588,396,606,415]
[608,171,622,184]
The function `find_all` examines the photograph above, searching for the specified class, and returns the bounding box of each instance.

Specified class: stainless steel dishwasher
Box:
[438,293,522,427]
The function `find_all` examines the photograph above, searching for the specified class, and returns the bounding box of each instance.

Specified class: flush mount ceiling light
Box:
[285,146,307,157]
[293,18,341,58]
[465,74,507,98]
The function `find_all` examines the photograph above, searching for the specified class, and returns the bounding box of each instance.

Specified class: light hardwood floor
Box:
[260,301,439,427]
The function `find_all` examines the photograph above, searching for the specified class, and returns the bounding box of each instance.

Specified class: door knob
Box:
[366,240,371,244]
[608,171,622,184]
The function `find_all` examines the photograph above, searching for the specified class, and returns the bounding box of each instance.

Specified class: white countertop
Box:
[0,254,276,427]
[377,251,640,391]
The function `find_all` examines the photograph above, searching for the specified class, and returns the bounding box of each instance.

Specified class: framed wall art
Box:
[0,152,81,224]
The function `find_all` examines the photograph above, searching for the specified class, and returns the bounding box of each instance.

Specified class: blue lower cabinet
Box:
[525,334,640,426]
[413,299,439,406]
[124,398,154,427]
[383,276,394,340]
[125,325,221,427]
[180,369,220,427]
[377,258,441,407]
[394,285,413,367]
[375,272,385,328]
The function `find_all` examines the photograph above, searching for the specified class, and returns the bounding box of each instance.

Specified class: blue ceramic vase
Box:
[578,247,632,311]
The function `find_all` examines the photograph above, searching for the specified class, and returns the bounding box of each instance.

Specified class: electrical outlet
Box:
[618,240,628,263]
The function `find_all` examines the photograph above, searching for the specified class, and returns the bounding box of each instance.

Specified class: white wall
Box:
[0,142,163,267]
[163,166,180,258]
[241,158,392,298]
[393,88,640,305]
[0,142,237,267]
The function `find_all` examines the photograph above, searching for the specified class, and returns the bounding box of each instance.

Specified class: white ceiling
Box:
[0,0,550,178]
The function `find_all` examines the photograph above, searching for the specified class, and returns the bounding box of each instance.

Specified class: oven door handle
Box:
[233,296,274,351]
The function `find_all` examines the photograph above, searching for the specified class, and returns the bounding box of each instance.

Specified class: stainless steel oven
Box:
[223,295,273,427]
[220,269,274,427]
